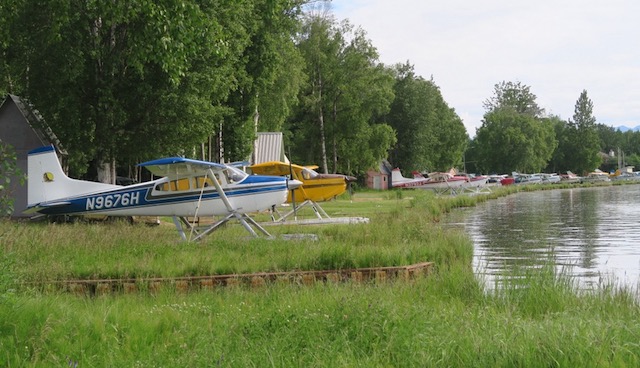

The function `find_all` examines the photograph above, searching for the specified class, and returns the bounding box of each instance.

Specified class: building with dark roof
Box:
[0,94,67,217]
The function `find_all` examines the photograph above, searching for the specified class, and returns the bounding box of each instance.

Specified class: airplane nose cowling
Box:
[287,179,303,190]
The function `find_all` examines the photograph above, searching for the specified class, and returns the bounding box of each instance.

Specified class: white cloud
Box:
[331,0,640,136]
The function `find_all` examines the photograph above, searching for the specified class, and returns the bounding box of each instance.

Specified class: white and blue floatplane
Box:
[25,145,302,241]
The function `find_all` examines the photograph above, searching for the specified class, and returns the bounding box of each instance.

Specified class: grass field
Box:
[2,186,640,367]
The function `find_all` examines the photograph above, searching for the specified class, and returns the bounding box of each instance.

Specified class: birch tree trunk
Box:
[97,159,115,184]
[317,72,329,174]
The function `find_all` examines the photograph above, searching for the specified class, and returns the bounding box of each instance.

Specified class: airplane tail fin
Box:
[27,145,118,207]
[391,168,407,182]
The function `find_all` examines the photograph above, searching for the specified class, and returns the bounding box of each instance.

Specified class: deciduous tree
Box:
[545,116,572,173]
[386,63,467,173]
[483,80,544,117]
[223,0,305,163]
[474,81,555,173]
[293,14,395,174]
[4,0,259,181]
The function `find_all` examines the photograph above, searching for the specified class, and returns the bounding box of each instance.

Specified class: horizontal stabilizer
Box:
[28,145,121,207]
[23,201,71,215]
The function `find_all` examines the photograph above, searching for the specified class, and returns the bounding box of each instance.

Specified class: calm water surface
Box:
[444,185,640,290]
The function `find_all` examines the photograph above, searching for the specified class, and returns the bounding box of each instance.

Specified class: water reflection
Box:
[444,185,640,290]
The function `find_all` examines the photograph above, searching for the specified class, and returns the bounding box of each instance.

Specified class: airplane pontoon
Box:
[249,161,357,222]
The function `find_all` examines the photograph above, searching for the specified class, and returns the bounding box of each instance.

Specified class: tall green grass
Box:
[1,190,475,282]
[2,187,640,366]
[1,265,639,366]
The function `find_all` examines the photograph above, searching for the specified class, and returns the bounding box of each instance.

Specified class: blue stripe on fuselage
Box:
[34,185,153,215]
[143,182,287,205]
[32,178,287,215]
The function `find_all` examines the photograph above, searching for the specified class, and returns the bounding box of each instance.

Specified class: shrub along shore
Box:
[2,184,639,367]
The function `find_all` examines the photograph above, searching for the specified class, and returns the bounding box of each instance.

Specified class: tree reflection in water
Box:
[444,185,640,291]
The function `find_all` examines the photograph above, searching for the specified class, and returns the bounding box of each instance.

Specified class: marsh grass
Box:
[2,265,640,367]
[2,190,476,282]
[3,187,640,366]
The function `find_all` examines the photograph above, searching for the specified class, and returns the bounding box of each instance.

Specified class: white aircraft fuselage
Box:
[26,145,298,219]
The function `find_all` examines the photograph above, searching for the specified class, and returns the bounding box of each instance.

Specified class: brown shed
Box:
[366,160,392,190]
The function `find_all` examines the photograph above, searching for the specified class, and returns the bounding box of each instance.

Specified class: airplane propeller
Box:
[288,151,297,220]
[345,174,357,200]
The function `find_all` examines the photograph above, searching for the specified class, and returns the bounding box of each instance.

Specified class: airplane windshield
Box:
[227,166,247,183]
[301,168,319,180]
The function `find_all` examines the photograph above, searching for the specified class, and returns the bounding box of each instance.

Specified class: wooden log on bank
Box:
[25,262,434,295]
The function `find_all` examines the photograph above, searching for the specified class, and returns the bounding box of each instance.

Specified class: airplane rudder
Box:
[391,169,405,181]
[27,145,69,205]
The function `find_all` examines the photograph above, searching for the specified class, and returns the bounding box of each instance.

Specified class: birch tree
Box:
[293,14,395,174]
[3,0,250,180]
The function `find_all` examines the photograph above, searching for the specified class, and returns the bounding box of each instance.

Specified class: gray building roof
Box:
[3,94,67,155]
[0,94,67,217]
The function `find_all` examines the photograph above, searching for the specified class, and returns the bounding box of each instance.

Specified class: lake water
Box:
[443,185,640,291]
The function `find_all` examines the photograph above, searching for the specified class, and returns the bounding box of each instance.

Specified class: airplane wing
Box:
[138,157,227,179]
[250,161,306,176]
[228,160,250,168]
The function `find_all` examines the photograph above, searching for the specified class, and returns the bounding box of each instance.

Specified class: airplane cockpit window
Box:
[302,168,319,180]
[227,166,247,183]
[194,176,213,188]
[156,176,214,192]
[152,170,243,193]
[156,178,191,191]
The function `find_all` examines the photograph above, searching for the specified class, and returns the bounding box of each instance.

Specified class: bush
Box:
[0,141,25,217]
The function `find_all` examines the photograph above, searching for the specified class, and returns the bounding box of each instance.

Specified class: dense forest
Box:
[0,0,637,183]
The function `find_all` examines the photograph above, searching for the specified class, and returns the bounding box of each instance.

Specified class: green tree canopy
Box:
[5,0,248,177]
[545,116,572,173]
[483,80,545,117]
[595,124,621,153]
[386,63,467,173]
[474,81,556,173]
[2,0,484,182]
[291,13,395,175]
[564,90,601,174]
[2,0,307,180]
[222,0,305,163]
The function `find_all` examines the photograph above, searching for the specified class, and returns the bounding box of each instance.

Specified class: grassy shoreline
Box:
[2,189,478,282]
[2,184,640,366]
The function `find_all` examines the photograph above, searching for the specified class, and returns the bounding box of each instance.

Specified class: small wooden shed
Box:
[0,94,67,217]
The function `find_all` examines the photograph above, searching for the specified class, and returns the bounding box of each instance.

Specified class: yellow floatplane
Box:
[250,161,367,224]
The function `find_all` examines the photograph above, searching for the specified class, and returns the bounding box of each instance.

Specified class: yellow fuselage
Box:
[250,161,352,203]
[288,177,348,203]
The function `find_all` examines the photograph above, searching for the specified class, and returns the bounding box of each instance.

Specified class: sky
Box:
[330,0,640,137]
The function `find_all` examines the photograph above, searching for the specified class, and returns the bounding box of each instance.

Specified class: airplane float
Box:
[25,145,302,241]
[249,161,357,222]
